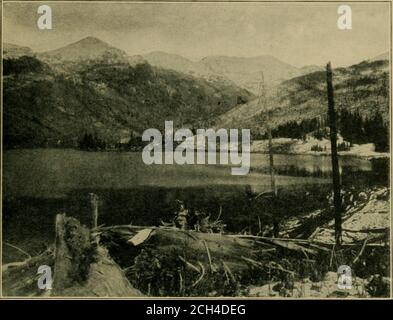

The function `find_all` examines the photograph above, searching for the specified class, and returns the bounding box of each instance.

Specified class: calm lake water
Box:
[2,149,378,199]
[2,149,388,262]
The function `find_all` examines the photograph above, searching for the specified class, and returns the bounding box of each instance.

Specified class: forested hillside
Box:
[216,59,389,151]
[3,56,252,149]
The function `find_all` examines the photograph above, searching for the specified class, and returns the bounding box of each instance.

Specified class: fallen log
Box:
[97,224,335,293]
[102,226,337,296]
[98,225,333,260]
[98,224,389,284]
[99,225,277,272]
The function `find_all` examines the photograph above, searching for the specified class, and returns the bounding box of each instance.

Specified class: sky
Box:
[2,1,391,67]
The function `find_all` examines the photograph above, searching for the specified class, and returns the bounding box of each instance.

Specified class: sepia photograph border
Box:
[0,0,392,300]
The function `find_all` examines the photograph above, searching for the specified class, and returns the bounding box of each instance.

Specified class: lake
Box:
[2,149,380,199]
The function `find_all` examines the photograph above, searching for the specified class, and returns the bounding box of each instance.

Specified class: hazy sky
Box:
[3,1,391,67]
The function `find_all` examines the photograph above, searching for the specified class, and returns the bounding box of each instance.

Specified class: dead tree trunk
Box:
[326,62,342,245]
[258,72,278,237]
[53,214,74,293]
[52,213,142,297]
[89,193,99,229]
[267,123,277,197]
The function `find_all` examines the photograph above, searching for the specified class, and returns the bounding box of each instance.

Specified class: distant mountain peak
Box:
[40,36,127,62]
[72,36,112,47]
[79,36,104,42]
[51,36,118,52]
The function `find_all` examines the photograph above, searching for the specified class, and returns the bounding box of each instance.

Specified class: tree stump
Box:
[52,214,143,297]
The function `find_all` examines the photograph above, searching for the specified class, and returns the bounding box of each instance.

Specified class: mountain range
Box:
[5,37,387,93]
[136,51,326,94]
[2,37,389,150]
[4,38,325,93]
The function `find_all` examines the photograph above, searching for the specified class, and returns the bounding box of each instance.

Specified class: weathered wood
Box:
[51,214,143,297]
[257,72,278,237]
[59,247,143,297]
[326,62,342,245]
[353,237,368,264]
[98,225,336,279]
[100,226,268,273]
[53,213,74,293]
[89,193,99,229]
[99,223,388,278]
[4,242,31,259]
